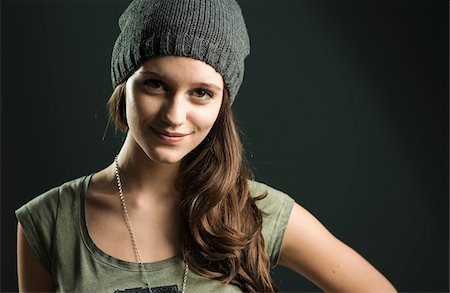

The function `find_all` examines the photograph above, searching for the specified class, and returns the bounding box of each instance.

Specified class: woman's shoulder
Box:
[15,174,92,273]
[248,179,295,213]
[247,179,296,267]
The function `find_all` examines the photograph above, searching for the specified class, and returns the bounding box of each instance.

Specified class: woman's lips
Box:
[151,128,190,144]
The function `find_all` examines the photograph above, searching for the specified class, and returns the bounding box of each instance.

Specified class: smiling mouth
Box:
[151,128,190,144]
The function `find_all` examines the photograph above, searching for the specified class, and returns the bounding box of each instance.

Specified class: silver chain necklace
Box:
[114,156,189,293]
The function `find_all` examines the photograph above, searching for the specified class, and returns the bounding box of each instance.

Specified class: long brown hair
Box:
[107,82,277,292]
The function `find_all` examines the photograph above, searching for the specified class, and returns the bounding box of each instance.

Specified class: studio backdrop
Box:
[1,0,448,292]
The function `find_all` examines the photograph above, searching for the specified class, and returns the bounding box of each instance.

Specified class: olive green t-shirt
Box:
[16,174,294,292]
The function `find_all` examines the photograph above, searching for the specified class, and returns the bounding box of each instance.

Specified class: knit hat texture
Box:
[111,0,250,103]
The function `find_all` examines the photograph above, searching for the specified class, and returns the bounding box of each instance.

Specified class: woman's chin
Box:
[146,150,185,165]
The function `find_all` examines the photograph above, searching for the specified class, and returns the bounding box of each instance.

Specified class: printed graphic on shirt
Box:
[114,285,179,293]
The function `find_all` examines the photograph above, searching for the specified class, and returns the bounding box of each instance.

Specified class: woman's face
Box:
[125,55,224,165]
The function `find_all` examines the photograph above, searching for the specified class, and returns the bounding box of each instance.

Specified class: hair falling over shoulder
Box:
[107,84,277,292]
[176,93,277,292]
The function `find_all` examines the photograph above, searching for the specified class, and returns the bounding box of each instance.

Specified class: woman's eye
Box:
[193,88,213,99]
[144,79,163,89]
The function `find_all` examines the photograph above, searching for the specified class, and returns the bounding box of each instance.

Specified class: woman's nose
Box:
[160,93,186,127]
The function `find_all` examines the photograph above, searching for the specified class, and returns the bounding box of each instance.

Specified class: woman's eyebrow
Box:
[140,70,161,76]
[195,82,223,92]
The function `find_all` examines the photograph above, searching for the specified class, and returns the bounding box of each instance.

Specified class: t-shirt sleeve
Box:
[15,187,60,274]
[249,180,295,268]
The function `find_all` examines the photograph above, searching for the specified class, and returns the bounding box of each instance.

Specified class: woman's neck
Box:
[115,134,181,200]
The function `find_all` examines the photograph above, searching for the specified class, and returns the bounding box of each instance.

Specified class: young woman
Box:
[17,0,397,292]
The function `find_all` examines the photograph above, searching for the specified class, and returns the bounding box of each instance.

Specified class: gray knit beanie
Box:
[111,0,250,103]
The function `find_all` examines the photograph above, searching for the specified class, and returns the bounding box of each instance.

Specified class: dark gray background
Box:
[1,0,448,292]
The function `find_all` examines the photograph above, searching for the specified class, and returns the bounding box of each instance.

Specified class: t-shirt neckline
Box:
[78,173,181,272]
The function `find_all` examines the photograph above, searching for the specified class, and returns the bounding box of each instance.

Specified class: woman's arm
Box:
[17,222,56,292]
[278,203,396,292]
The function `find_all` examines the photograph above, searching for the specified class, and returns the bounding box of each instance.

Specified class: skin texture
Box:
[17,56,396,292]
[279,204,397,292]
[17,223,56,292]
